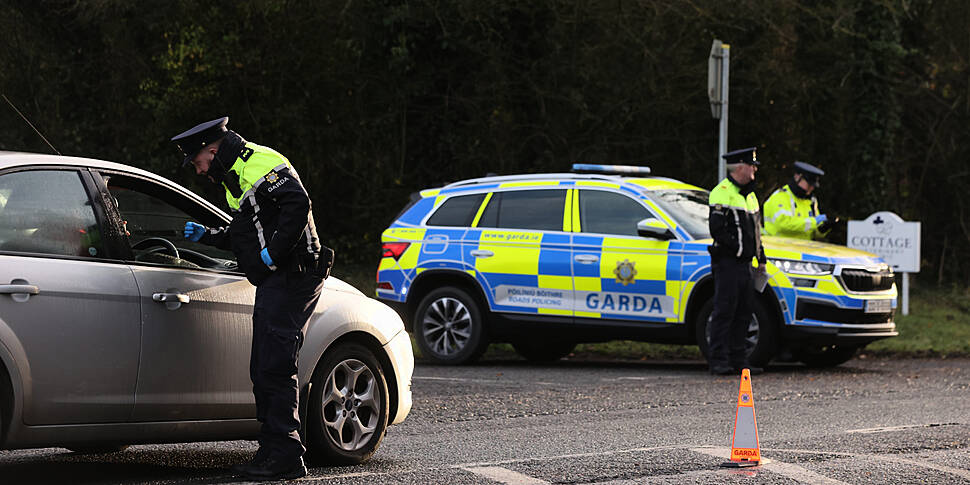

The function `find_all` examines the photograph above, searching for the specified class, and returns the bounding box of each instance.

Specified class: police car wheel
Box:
[694,297,777,367]
[306,342,390,465]
[793,344,860,368]
[512,339,575,362]
[413,287,488,365]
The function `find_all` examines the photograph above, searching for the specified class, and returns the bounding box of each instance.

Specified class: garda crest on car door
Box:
[571,187,681,322]
[469,188,574,316]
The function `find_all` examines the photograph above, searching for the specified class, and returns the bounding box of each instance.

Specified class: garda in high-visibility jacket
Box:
[199,135,322,285]
[708,177,765,263]
[763,184,827,240]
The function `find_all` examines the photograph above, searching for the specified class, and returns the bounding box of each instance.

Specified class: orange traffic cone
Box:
[720,368,761,468]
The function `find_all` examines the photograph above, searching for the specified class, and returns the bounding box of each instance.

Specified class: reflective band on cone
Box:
[721,368,761,468]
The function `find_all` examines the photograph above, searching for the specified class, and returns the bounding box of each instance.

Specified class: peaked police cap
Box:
[171,116,229,166]
[722,147,759,166]
[793,160,824,187]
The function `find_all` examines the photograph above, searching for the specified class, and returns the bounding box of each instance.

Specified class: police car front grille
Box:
[837,269,895,292]
[796,301,893,325]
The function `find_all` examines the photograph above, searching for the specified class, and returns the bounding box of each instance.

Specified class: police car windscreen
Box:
[650,189,711,239]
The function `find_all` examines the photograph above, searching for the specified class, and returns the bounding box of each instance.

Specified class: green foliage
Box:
[0,0,968,282]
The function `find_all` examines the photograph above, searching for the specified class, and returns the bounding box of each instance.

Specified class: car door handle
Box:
[0,284,40,295]
[470,250,494,258]
[0,283,40,302]
[152,292,190,304]
[574,254,600,264]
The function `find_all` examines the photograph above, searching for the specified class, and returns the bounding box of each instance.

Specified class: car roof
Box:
[0,150,159,177]
[0,150,228,219]
[419,172,705,198]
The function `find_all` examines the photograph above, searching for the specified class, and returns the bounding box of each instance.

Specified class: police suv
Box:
[376,165,897,367]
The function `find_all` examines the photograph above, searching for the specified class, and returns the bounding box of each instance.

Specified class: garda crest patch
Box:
[613,259,637,285]
[265,171,279,184]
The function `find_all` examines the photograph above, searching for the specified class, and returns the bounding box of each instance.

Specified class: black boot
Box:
[242,456,308,481]
[229,447,269,475]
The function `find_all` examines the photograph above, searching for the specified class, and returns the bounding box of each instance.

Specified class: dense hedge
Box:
[1,1,967,284]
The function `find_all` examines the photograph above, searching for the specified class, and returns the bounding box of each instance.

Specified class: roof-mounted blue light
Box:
[571,163,651,175]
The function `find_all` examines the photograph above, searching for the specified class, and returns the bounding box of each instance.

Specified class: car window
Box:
[426,193,485,227]
[477,189,566,231]
[0,169,104,258]
[649,189,711,239]
[578,189,653,237]
[103,173,238,271]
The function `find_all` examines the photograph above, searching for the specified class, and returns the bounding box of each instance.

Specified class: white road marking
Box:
[463,466,550,484]
[691,447,849,485]
[307,444,970,483]
[767,447,970,481]
[846,423,959,434]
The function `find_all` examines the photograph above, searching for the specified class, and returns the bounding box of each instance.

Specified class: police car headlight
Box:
[769,259,833,276]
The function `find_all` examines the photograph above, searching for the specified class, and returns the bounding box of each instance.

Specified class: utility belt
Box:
[288,245,335,279]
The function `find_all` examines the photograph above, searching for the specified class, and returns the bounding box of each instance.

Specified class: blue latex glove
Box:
[184,221,205,242]
[260,248,274,267]
[815,214,828,225]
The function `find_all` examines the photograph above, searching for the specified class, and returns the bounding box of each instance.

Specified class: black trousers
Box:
[251,270,325,460]
[708,257,754,369]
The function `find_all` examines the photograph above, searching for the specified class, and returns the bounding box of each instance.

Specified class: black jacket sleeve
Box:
[708,205,739,258]
[259,167,311,263]
[199,225,232,251]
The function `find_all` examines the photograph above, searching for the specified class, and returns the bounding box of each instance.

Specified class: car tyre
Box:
[793,344,860,368]
[512,339,576,362]
[695,296,777,367]
[306,342,389,466]
[413,287,488,364]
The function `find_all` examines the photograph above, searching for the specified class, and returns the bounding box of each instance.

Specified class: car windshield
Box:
[648,189,711,239]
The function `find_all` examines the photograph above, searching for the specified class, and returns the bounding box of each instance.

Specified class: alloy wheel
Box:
[321,358,382,451]
[421,296,472,356]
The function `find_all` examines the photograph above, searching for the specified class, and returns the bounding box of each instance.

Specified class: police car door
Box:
[472,189,573,317]
[572,189,679,323]
[98,172,255,421]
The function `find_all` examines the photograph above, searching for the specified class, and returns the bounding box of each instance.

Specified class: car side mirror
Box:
[637,218,675,240]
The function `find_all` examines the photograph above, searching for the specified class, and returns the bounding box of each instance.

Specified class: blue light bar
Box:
[571,163,652,175]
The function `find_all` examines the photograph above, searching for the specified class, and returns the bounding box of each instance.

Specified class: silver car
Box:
[0,151,412,464]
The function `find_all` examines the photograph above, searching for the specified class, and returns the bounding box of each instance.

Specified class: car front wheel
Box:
[695,296,777,367]
[413,287,488,364]
[306,342,389,465]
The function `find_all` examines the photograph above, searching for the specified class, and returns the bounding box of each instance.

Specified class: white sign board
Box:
[847,211,920,273]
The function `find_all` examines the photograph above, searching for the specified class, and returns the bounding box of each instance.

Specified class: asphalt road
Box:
[1,356,968,484]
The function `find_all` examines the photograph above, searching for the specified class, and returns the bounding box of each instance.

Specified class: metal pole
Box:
[902,272,909,316]
[717,44,730,182]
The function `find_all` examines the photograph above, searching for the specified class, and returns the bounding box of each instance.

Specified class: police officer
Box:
[707,147,766,376]
[764,161,831,240]
[172,117,332,481]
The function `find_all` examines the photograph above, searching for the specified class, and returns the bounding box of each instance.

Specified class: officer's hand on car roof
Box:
[184,221,206,242]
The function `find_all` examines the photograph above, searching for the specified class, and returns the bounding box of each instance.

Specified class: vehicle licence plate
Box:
[864,299,892,314]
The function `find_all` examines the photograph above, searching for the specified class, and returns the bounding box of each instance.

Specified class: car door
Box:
[96,171,255,421]
[0,167,140,424]
[572,189,680,322]
[472,189,573,316]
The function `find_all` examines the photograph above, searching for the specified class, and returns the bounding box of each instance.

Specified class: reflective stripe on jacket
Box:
[708,176,765,263]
